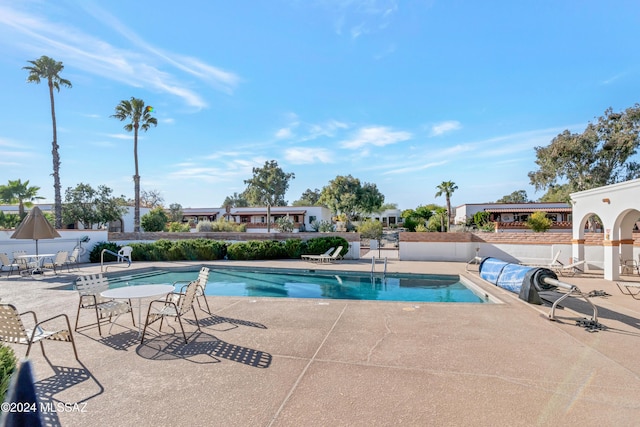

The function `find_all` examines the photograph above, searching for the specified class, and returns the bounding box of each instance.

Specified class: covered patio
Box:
[571,178,640,280]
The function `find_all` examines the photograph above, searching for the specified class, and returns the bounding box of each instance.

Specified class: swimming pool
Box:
[105,267,491,303]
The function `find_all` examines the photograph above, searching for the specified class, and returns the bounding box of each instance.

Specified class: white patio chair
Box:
[0,303,78,359]
[0,253,22,277]
[171,267,211,314]
[42,250,69,274]
[75,274,135,336]
[66,247,81,271]
[118,246,133,263]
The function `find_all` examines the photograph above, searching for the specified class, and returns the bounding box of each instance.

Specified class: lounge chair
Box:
[171,267,211,314]
[615,282,640,300]
[141,279,201,344]
[301,247,335,263]
[0,253,22,277]
[314,246,344,264]
[42,250,69,274]
[549,259,586,277]
[521,250,562,268]
[75,273,135,336]
[620,255,639,275]
[0,303,78,359]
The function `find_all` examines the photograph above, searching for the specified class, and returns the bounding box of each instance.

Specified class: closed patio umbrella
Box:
[10,206,61,256]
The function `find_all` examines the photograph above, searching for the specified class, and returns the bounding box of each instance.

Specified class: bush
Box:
[403,217,419,232]
[226,240,287,260]
[196,221,213,232]
[527,211,552,232]
[415,223,428,232]
[0,344,17,401]
[127,239,227,261]
[141,207,168,232]
[358,219,383,240]
[305,236,349,257]
[166,221,191,232]
[275,217,295,232]
[89,241,120,263]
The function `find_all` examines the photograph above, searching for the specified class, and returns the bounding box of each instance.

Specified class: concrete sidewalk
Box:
[1,259,639,426]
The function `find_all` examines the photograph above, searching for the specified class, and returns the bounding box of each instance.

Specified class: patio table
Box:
[101,284,174,338]
[16,253,55,275]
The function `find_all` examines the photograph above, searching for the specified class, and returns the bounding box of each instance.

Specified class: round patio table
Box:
[101,284,174,338]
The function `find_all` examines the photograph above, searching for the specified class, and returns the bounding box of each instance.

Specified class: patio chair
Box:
[141,280,201,344]
[521,250,562,269]
[66,247,81,271]
[301,247,335,263]
[0,253,22,277]
[0,303,78,359]
[118,246,133,263]
[42,251,69,274]
[620,255,639,275]
[171,267,211,314]
[75,274,135,336]
[12,250,36,275]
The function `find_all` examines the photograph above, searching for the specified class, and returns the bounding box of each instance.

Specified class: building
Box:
[454,202,573,232]
[181,206,333,232]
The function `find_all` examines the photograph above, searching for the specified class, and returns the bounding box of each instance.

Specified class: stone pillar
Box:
[603,239,620,281]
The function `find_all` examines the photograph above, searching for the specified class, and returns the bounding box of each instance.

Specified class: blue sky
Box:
[1,1,640,211]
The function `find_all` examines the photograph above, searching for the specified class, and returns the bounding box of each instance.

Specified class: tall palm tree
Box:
[435,181,458,231]
[111,97,157,232]
[23,56,72,228]
[0,179,44,218]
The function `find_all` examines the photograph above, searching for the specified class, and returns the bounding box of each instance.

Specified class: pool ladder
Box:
[371,256,388,278]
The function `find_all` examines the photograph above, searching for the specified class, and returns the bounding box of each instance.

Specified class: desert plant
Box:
[415,223,428,232]
[316,220,334,232]
[358,219,383,240]
[166,221,190,232]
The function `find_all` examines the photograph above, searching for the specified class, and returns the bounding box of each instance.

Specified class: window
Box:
[309,215,316,223]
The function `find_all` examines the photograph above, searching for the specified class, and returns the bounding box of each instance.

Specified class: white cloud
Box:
[0,4,240,109]
[340,126,412,149]
[275,128,294,139]
[430,120,462,136]
[284,147,333,164]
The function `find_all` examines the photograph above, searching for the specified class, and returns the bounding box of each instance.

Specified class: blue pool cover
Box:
[479,257,558,304]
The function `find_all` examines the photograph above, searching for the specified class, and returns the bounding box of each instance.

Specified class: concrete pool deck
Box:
[1,259,639,426]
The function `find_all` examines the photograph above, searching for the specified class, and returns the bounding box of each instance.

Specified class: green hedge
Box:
[88,236,348,262]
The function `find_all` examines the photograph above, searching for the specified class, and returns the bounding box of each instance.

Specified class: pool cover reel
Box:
[478,257,602,328]
[478,257,557,304]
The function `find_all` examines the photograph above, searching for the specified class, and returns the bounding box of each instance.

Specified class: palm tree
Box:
[0,179,44,217]
[23,56,72,229]
[435,181,458,231]
[111,97,157,232]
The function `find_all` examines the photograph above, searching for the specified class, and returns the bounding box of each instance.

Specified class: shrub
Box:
[403,217,419,232]
[166,221,190,232]
[305,236,349,257]
[226,240,287,260]
[196,221,213,232]
[415,223,428,232]
[0,344,17,401]
[128,239,226,261]
[358,219,383,240]
[141,207,168,232]
[209,218,246,232]
[527,211,552,232]
[275,217,295,232]
[316,220,334,232]
[89,241,120,263]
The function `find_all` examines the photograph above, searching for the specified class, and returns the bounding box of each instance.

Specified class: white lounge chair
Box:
[521,250,562,268]
[301,247,335,263]
[316,246,344,264]
[550,259,586,277]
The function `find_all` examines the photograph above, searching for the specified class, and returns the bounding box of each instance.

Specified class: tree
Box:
[526,211,552,232]
[221,192,249,208]
[428,207,448,232]
[529,105,640,200]
[62,183,127,229]
[496,190,529,203]
[435,181,458,231]
[141,207,168,232]
[319,175,385,224]
[168,203,183,223]
[140,189,164,208]
[242,160,295,207]
[292,188,322,206]
[23,56,72,228]
[111,97,158,232]
[0,179,44,217]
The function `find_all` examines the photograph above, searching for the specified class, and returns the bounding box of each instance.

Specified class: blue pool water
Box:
[105,267,489,303]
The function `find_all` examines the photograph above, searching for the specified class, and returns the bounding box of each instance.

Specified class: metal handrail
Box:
[100,249,131,272]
